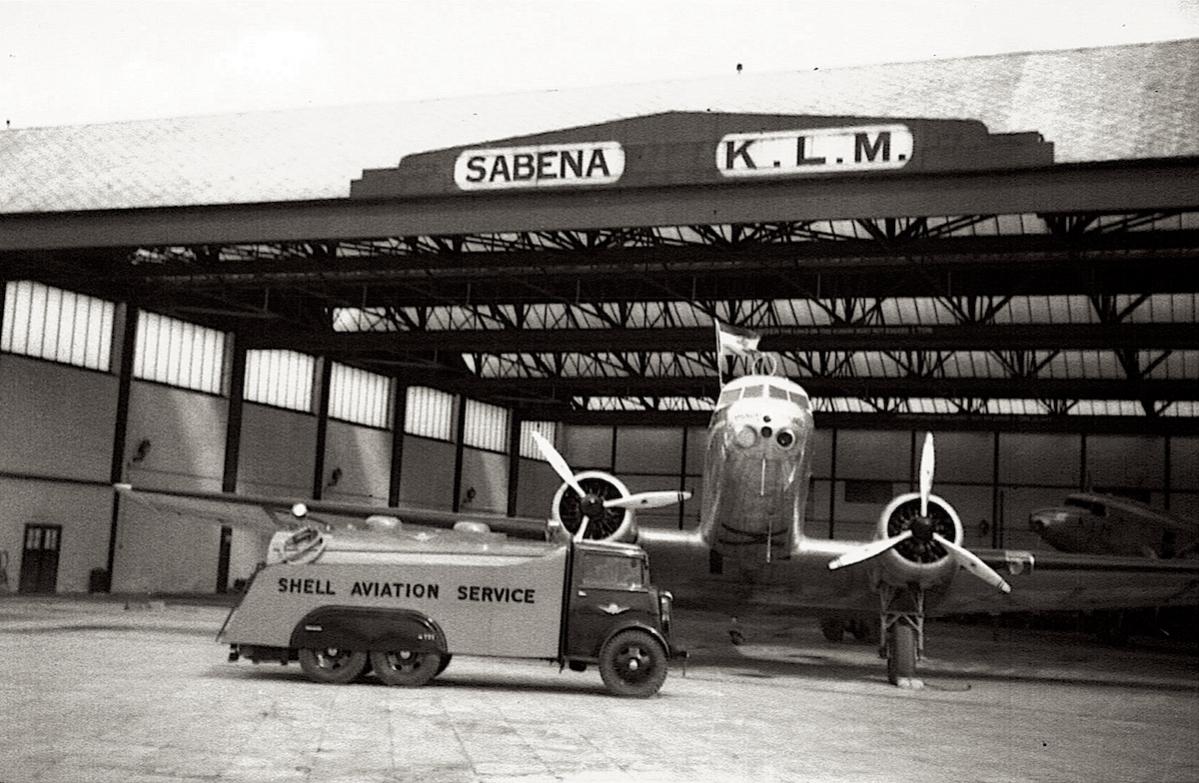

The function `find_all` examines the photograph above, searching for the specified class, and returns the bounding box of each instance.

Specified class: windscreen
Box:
[580,553,647,590]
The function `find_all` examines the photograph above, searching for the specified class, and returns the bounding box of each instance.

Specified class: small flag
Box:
[715,320,761,358]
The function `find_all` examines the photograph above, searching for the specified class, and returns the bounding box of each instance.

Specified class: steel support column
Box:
[104,302,138,591]
[311,358,332,500]
[388,382,407,506]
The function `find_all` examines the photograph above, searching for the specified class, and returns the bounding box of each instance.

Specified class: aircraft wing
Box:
[929,549,1199,615]
[114,484,551,539]
[640,535,1199,616]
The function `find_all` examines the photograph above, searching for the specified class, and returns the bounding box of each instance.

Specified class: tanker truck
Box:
[219,521,680,697]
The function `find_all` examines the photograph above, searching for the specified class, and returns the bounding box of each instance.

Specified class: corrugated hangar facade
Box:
[1,40,1197,595]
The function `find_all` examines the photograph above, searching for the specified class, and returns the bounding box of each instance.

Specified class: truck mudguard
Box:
[289,606,447,654]
[599,620,670,660]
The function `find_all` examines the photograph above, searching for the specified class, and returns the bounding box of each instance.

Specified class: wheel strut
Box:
[878,583,926,672]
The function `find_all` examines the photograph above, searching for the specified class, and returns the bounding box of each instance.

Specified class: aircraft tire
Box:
[599,629,668,698]
[370,649,441,687]
[886,624,917,685]
[819,617,846,642]
[298,647,368,684]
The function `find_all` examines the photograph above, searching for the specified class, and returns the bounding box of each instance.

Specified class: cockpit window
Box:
[1065,497,1106,516]
[718,389,741,406]
[768,385,789,399]
[741,385,764,398]
[788,391,809,408]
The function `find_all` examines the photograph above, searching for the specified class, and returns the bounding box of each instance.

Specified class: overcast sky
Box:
[2,0,1198,128]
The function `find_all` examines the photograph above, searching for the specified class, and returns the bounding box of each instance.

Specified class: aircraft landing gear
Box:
[878,583,925,686]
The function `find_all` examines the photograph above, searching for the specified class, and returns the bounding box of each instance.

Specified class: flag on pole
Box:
[715,321,762,384]
[715,320,761,358]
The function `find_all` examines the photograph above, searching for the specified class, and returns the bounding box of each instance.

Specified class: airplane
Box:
[116,321,1199,687]
[1030,491,1199,559]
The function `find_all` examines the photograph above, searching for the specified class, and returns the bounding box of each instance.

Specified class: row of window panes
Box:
[135,311,225,394]
[463,399,509,451]
[2,281,113,371]
[329,362,393,429]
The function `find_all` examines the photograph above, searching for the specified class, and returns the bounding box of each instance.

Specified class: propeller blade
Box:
[919,433,935,518]
[932,533,1011,593]
[575,514,591,541]
[604,490,692,510]
[531,432,587,499]
[827,530,913,571]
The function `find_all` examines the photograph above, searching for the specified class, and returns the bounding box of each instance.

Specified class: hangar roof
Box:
[2,40,1198,433]
[1,38,1197,214]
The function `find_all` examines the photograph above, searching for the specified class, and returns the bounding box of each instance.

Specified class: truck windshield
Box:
[581,553,647,590]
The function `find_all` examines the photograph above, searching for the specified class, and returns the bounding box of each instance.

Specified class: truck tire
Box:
[435,654,452,677]
[298,647,368,684]
[370,649,441,687]
[598,629,668,698]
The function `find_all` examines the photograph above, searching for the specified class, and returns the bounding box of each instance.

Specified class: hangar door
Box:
[19,524,61,594]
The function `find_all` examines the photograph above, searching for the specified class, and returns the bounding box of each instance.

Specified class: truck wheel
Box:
[435,654,452,677]
[598,629,668,698]
[370,649,441,687]
[298,647,368,684]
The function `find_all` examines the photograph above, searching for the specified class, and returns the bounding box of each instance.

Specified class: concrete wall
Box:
[323,419,391,505]
[0,356,115,593]
[112,382,226,593]
[0,355,116,479]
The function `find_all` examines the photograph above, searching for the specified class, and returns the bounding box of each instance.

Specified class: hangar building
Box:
[1,40,1197,594]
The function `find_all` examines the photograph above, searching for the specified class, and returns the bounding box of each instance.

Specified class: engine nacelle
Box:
[874,491,964,588]
[550,470,639,543]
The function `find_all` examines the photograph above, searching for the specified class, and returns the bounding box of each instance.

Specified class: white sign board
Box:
[716,124,913,177]
[455,141,625,190]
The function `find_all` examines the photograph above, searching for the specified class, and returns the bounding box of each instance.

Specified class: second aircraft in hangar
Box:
[118,322,1199,686]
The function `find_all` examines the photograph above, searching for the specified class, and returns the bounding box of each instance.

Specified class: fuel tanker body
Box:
[220,525,680,697]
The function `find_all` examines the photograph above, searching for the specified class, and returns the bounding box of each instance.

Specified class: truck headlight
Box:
[659,590,673,630]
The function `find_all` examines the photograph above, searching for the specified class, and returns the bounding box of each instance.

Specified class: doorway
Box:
[19,524,61,593]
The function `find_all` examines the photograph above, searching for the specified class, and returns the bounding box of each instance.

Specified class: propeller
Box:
[531,432,595,538]
[828,530,912,571]
[605,491,691,510]
[826,432,1012,594]
[919,433,934,517]
[532,431,690,541]
[933,533,1012,593]
[532,432,586,499]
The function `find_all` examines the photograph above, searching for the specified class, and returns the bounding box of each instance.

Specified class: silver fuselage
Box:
[700,375,815,565]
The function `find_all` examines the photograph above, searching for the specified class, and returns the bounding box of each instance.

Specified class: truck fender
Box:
[599,621,670,659]
[289,606,447,654]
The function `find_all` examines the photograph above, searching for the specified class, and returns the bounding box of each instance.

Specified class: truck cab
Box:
[564,541,676,696]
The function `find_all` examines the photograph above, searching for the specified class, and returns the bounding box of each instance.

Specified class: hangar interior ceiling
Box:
[21,205,1199,434]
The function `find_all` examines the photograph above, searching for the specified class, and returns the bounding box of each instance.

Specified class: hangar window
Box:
[463,398,510,452]
[2,280,114,371]
[134,311,226,394]
[329,363,392,429]
[844,479,895,504]
[243,350,315,412]
[520,421,557,460]
[404,386,454,441]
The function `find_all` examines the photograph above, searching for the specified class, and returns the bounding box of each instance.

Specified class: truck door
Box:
[566,548,651,658]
